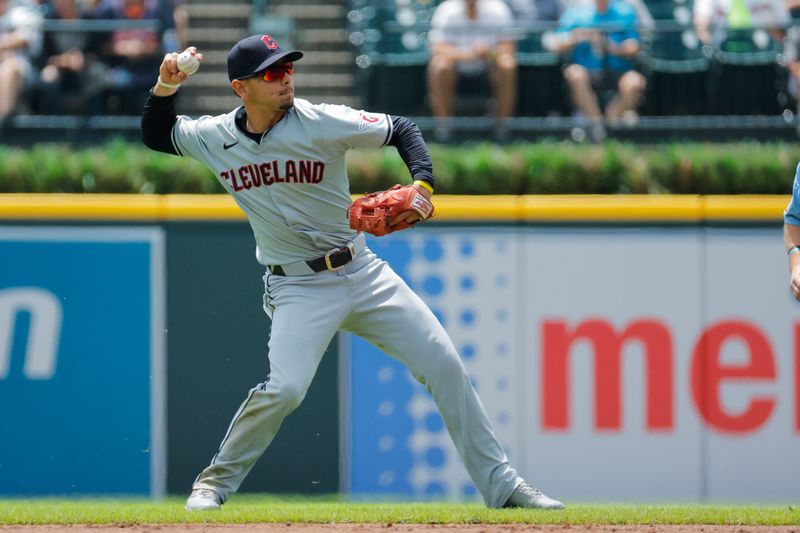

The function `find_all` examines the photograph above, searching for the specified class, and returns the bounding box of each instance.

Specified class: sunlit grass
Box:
[0,495,797,526]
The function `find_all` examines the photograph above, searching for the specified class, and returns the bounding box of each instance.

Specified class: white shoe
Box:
[503,481,565,510]
[185,488,222,511]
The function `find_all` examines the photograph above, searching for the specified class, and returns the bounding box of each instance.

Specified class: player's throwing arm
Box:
[153,46,204,97]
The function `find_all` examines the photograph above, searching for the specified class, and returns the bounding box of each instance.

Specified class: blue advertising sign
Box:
[0,228,165,496]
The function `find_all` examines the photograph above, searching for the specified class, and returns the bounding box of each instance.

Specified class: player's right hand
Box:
[155,46,203,95]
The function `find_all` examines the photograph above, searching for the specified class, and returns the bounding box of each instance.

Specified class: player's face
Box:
[240,62,295,111]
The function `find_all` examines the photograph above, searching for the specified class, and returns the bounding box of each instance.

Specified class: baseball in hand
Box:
[177,50,200,76]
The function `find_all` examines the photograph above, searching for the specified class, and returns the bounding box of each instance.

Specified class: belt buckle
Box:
[324,241,356,272]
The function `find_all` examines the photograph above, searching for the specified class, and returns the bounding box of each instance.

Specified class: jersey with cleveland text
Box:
[171,98,393,266]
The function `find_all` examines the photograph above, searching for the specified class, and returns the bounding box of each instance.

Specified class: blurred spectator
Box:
[788,0,800,18]
[95,0,162,114]
[620,0,654,31]
[564,0,656,30]
[427,0,517,141]
[506,0,564,22]
[782,24,800,111]
[551,0,645,140]
[508,0,653,26]
[0,0,42,124]
[693,0,789,47]
[160,0,186,53]
[36,0,106,114]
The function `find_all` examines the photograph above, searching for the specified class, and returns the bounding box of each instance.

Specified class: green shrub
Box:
[0,141,797,194]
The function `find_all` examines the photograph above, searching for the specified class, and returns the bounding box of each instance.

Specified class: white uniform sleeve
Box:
[171,115,212,160]
[314,104,393,153]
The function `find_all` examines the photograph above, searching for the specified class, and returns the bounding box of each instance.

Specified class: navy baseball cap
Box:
[227,34,303,81]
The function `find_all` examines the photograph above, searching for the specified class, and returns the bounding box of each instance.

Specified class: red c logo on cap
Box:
[261,35,278,49]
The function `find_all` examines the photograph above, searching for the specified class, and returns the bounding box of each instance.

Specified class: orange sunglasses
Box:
[258,62,294,82]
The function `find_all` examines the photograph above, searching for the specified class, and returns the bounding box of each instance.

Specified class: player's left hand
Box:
[347,183,434,237]
[390,182,432,227]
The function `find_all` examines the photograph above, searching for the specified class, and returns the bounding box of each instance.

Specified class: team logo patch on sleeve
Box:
[359,112,381,130]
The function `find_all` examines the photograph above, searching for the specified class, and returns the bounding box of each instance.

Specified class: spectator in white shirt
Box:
[0,0,41,123]
[427,0,518,141]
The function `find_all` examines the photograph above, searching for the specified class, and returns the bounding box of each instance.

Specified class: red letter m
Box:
[542,319,673,431]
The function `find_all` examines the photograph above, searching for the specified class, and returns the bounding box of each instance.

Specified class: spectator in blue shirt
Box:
[784,162,800,300]
[550,0,645,139]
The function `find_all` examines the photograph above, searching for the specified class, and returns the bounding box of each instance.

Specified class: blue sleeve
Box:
[784,162,800,226]
[617,6,639,41]
[557,9,578,32]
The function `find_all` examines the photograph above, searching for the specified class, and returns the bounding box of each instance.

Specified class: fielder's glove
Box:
[347,184,434,237]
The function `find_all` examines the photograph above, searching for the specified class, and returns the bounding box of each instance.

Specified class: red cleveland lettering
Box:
[312,161,324,183]
[249,164,262,187]
[690,320,776,434]
[299,160,312,183]
[230,168,243,191]
[542,319,673,431]
[260,163,274,184]
[285,160,298,183]
[239,166,253,189]
[222,160,325,191]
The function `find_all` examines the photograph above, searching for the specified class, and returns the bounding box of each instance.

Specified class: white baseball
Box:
[177,51,200,76]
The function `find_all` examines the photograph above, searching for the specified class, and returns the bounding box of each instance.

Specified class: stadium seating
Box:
[709,28,786,115]
[349,0,788,121]
[638,0,712,116]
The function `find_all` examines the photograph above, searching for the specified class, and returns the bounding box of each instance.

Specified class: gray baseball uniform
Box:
[140,34,570,510]
[168,98,521,507]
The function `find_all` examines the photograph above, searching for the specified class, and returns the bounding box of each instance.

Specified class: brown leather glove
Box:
[347,184,435,237]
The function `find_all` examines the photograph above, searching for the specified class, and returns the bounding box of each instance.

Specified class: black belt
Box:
[270,241,357,276]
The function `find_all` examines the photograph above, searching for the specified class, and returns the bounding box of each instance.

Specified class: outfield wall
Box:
[345,225,799,504]
[0,194,795,503]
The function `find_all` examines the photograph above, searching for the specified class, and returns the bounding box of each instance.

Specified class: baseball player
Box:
[784,162,800,300]
[141,34,565,512]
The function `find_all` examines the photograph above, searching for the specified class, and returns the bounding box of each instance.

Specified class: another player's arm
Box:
[386,115,434,226]
[785,222,800,300]
[784,166,800,300]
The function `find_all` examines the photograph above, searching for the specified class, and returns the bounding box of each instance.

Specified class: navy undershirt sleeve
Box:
[141,90,179,155]
[388,115,435,189]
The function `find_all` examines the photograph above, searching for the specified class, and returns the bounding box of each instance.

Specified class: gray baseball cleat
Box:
[185,488,222,511]
[503,481,565,510]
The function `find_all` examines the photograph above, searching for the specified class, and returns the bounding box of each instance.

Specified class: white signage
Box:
[0,287,62,380]
[354,226,799,503]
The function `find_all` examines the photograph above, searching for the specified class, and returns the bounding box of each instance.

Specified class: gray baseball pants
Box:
[192,246,522,508]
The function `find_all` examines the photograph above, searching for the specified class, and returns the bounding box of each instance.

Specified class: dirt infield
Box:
[1,525,798,532]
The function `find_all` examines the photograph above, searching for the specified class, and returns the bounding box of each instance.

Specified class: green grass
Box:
[0,496,797,526]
